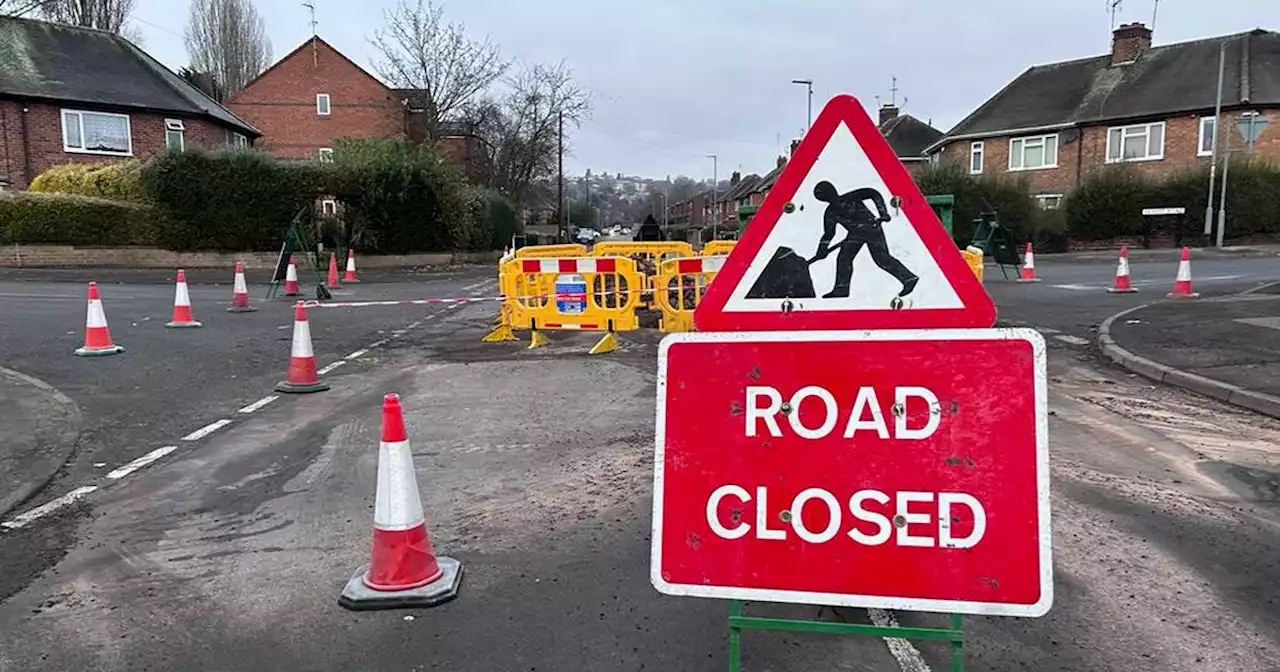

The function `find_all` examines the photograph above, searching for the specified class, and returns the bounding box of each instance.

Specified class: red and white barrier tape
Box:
[302,296,504,309]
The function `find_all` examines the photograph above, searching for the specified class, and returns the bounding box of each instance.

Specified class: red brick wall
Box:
[228,38,406,160]
[0,97,239,189]
[933,107,1280,195]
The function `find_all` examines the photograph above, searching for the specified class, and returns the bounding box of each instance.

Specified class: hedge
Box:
[0,191,161,245]
[142,148,327,251]
[29,162,147,202]
[914,164,1052,249]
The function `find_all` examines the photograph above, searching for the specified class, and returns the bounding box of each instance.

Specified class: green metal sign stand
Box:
[727,600,964,671]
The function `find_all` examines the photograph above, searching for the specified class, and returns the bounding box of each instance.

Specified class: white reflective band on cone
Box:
[1117,258,1130,276]
[291,320,314,357]
[86,300,108,328]
[175,282,192,306]
[234,273,248,294]
[374,440,426,530]
[1176,261,1191,281]
[286,265,298,281]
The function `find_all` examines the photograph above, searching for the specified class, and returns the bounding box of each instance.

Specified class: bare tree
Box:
[184,0,271,101]
[372,0,508,134]
[0,0,47,16]
[37,0,135,32]
[477,61,590,211]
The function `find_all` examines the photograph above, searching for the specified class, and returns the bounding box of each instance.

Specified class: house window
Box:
[1107,122,1165,163]
[316,93,331,116]
[1008,134,1058,171]
[318,148,334,162]
[320,199,337,216]
[1198,116,1216,156]
[164,118,185,151]
[1034,194,1063,210]
[61,109,132,155]
[232,132,249,148]
[929,152,940,167]
[969,141,984,174]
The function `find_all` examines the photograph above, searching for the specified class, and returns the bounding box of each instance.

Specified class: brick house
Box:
[925,24,1280,209]
[878,103,943,175]
[0,16,259,190]
[228,36,490,179]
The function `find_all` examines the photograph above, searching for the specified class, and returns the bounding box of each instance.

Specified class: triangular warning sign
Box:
[695,95,996,332]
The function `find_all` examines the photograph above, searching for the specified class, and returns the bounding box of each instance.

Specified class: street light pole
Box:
[791,79,814,133]
[706,154,718,241]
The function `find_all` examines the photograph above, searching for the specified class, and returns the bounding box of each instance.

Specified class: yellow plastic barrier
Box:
[505,256,645,354]
[591,241,694,309]
[486,244,593,343]
[962,246,984,283]
[652,256,726,333]
[516,244,588,258]
[703,240,736,257]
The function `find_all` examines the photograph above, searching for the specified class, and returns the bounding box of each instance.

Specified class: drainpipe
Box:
[1074,125,1084,190]
[19,100,32,189]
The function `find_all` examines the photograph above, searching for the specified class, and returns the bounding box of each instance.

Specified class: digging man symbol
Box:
[811,180,919,300]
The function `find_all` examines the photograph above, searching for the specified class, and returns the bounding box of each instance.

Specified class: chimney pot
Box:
[1111,21,1152,65]
[879,104,900,126]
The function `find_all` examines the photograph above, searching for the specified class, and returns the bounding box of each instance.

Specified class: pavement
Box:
[0,367,80,518]
[2,254,1280,670]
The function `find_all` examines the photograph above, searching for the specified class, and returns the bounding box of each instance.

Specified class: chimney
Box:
[879,104,900,126]
[730,171,741,186]
[789,139,801,156]
[776,155,786,169]
[1111,22,1152,65]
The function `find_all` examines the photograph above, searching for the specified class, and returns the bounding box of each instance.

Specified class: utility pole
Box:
[706,154,718,241]
[791,79,814,133]
[557,110,564,241]
[1204,42,1225,238]
[1217,127,1232,249]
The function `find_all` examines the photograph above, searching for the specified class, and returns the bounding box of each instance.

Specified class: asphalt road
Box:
[2,255,1280,670]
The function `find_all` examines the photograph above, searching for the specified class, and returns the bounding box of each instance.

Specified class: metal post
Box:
[791,79,813,133]
[1205,43,1225,237]
[1217,140,1230,249]
[728,600,742,672]
[557,110,564,240]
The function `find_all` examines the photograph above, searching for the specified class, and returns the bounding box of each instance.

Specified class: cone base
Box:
[338,556,462,611]
[165,320,203,328]
[1016,277,1041,283]
[1107,287,1138,293]
[275,379,331,394]
[343,278,360,283]
[226,305,258,313]
[1166,292,1201,299]
[283,291,300,297]
[75,344,124,357]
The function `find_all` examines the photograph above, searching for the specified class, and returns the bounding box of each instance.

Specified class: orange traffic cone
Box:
[75,282,124,357]
[275,301,329,393]
[227,261,256,312]
[1166,246,1200,299]
[338,393,462,610]
[1107,246,1137,293]
[283,255,300,297]
[1017,243,1040,282]
[166,269,202,327]
[343,249,360,283]
[327,252,341,289]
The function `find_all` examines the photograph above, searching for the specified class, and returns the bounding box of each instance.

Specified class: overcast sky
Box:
[131,0,1280,180]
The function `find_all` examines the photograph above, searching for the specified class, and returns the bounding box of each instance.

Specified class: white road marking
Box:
[868,609,932,672]
[1054,334,1090,346]
[1051,274,1242,291]
[447,303,464,310]
[368,339,388,348]
[407,321,422,329]
[181,419,233,442]
[460,279,494,293]
[391,329,407,336]
[107,446,178,480]
[344,349,368,360]
[1,486,99,530]
[237,396,279,414]
[317,361,345,375]
[1039,327,1060,334]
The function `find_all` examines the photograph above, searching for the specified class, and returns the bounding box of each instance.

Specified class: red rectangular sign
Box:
[652,329,1051,617]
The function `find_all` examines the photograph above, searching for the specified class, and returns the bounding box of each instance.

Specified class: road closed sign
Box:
[651,329,1051,617]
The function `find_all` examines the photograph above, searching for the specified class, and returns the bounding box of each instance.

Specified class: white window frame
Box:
[318,147,334,162]
[1008,134,1058,171]
[969,141,984,174]
[61,109,133,156]
[1106,121,1165,163]
[164,118,185,152]
[320,199,338,216]
[1198,116,1217,157]
[232,132,249,148]
[1034,194,1064,210]
[316,93,331,116]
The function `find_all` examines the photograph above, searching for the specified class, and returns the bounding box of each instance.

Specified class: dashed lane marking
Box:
[1039,327,1060,334]
[0,486,99,530]
[869,609,932,672]
[368,339,388,348]
[317,360,346,375]
[1054,334,1090,346]
[344,349,368,360]
[181,419,233,442]
[237,396,278,414]
[107,446,178,480]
